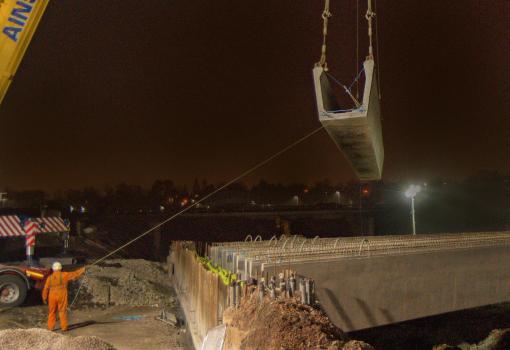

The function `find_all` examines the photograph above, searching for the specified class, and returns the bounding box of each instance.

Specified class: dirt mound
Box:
[0,328,116,350]
[223,290,374,350]
[434,328,510,350]
[71,259,174,307]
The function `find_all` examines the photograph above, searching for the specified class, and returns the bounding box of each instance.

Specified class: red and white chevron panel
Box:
[33,217,69,233]
[0,216,69,238]
[24,219,39,247]
[0,215,24,237]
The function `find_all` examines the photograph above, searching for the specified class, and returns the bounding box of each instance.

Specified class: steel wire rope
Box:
[323,67,365,114]
[356,0,360,99]
[69,125,326,308]
[374,0,382,100]
[318,0,332,69]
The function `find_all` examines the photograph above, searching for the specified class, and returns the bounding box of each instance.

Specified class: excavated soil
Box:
[71,259,174,307]
[0,328,116,350]
[223,289,373,350]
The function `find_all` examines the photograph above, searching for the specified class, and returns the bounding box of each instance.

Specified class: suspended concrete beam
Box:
[313,59,384,181]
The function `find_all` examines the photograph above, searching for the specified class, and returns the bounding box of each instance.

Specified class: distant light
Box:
[69,205,74,213]
[405,185,422,198]
[303,188,309,194]
[159,205,165,212]
[80,206,86,213]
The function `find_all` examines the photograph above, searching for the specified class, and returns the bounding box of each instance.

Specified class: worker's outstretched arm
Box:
[63,267,86,282]
[42,276,51,303]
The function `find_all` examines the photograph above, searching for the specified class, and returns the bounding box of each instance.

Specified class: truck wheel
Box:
[0,275,27,307]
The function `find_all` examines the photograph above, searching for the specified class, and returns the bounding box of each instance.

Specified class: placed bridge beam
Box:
[264,244,510,332]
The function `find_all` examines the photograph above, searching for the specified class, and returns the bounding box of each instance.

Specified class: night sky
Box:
[0,0,508,191]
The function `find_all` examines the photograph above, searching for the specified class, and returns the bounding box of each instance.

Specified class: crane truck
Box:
[0,264,50,307]
[0,0,53,308]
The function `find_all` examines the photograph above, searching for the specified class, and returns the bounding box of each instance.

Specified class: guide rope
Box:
[69,125,326,308]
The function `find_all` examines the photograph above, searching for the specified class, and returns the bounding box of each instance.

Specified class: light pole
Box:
[405,185,421,235]
[0,193,6,208]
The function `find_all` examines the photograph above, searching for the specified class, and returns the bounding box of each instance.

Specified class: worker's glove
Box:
[43,300,47,305]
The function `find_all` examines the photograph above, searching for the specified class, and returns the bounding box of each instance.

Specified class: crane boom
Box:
[0,0,49,105]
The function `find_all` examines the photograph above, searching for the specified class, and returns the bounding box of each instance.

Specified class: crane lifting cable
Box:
[313,0,384,181]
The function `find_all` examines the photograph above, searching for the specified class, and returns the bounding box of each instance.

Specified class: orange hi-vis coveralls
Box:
[42,267,85,331]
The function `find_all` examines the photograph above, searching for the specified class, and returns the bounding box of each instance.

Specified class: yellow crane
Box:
[0,0,49,105]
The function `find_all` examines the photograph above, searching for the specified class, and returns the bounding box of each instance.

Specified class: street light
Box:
[334,191,341,205]
[405,185,421,235]
[0,193,6,208]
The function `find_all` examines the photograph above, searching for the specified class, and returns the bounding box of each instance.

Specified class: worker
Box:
[42,261,85,332]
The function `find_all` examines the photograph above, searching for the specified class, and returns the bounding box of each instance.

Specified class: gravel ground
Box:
[0,328,116,350]
[71,259,174,307]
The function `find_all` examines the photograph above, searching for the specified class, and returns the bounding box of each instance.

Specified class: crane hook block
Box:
[312,59,384,181]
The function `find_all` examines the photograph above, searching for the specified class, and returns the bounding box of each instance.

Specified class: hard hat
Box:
[52,261,62,271]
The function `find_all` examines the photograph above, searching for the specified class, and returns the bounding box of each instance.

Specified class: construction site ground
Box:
[2,252,510,349]
[0,297,190,350]
[0,257,192,350]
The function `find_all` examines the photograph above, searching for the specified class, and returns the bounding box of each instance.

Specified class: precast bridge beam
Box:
[206,232,510,332]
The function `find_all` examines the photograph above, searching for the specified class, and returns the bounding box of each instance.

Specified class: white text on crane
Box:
[2,0,37,43]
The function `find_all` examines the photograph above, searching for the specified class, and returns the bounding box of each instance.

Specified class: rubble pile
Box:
[0,328,116,350]
[71,259,174,307]
[223,289,374,350]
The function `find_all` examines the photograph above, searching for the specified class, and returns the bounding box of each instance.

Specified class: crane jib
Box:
[2,0,38,43]
[0,0,49,105]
